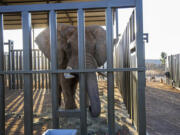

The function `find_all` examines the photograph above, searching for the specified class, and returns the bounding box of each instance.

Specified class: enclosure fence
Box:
[0,0,146,135]
[3,46,51,90]
[166,54,180,89]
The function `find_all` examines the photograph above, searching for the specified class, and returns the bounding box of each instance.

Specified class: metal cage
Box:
[0,0,146,135]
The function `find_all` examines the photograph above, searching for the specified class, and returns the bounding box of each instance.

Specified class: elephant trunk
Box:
[86,72,101,117]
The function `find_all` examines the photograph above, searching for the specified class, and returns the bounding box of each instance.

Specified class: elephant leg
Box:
[60,74,77,109]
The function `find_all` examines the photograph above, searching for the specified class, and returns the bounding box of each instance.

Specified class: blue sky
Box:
[4,0,180,59]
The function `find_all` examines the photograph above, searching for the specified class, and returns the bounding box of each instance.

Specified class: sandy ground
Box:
[146,81,180,135]
[5,80,137,135]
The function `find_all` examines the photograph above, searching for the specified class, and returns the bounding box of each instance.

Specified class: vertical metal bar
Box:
[41,53,44,89]
[45,57,48,89]
[22,11,33,135]
[135,0,146,134]
[34,50,37,90]
[20,50,23,89]
[16,51,19,89]
[32,50,34,90]
[17,51,20,89]
[8,40,11,88]
[106,7,115,135]
[115,8,119,39]
[14,51,17,89]
[48,59,51,89]
[49,10,59,129]
[38,50,40,89]
[11,48,15,89]
[0,13,5,135]
[39,52,42,89]
[78,9,87,135]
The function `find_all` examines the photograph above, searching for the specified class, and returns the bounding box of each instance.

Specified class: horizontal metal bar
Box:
[58,109,81,118]
[4,15,105,22]
[4,42,9,45]
[0,67,145,74]
[0,0,135,13]
[3,9,105,16]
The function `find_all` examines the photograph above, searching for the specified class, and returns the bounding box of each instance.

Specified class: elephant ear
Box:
[88,25,107,67]
[35,28,50,59]
[35,25,66,69]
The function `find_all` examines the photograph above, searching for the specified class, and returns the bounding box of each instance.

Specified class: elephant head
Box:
[35,24,106,117]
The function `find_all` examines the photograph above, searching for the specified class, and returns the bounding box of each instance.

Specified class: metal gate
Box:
[166,54,180,89]
[0,0,146,135]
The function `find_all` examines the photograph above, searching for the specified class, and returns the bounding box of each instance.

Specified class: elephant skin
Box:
[35,24,106,117]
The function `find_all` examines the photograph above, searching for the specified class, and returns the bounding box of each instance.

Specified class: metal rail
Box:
[0,67,145,74]
[0,0,135,12]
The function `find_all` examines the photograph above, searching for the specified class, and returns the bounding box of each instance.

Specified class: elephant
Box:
[35,23,106,117]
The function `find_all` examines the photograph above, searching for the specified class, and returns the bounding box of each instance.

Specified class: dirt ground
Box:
[146,81,180,135]
[5,80,137,135]
[5,80,180,135]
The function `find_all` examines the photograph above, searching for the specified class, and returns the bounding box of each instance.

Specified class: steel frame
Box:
[0,0,146,135]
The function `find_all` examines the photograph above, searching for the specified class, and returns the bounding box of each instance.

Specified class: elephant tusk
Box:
[64,66,75,79]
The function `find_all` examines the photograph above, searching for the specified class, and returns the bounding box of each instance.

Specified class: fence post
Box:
[0,13,5,135]
[49,10,59,129]
[22,11,33,135]
[106,7,115,135]
[8,40,11,88]
[11,44,15,89]
[78,9,87,135]
[135,0,146,134]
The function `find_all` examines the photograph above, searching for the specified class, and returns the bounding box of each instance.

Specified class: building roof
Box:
[0,0,107,29]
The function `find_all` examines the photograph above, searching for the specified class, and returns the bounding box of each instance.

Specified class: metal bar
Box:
[115,8,119,38]
[38,50,40,89]
[40,51,42,89]
[0,13,5,135]
[0,0,135,13]
[31,50,34,89]
[135,0,146,134]
[8,40,11,88]
[58,109,81,118]
[20,50,23,89]
[78,9,87,135]
[0,67,146,75]
[41,53,44,89]
[44,55,46,89]
[45,57,48,89]
[48,60,51,89]
[34,50,37,90]
[16,51,19,89]
[106,7,115,135]
[17,51,20,89]
[49,10,59,129]
[22,11,33,135]
[11,48,15,89]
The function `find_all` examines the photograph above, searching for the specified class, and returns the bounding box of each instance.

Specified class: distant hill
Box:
[146,59,161,65]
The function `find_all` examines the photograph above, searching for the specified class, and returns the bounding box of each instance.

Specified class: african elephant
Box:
[35,24,106,117]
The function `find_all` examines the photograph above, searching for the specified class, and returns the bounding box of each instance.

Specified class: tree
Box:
[160,52,167,65]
